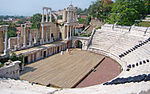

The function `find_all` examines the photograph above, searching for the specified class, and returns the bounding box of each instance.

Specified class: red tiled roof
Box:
[80,15,88,18]
[75,24,84,28]
[16,27,21,31]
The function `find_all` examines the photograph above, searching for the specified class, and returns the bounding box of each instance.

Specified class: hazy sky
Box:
[0,0,115,16]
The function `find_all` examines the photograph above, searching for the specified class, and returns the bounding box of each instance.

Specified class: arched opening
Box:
[51,33,54,41]
[74,40,82,49]
[59,32,62,39]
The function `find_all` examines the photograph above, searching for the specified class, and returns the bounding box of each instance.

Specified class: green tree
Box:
[17,20,24,24]
[30,13,42,29]
[10,52,18,61]
[78,18,87,24]
[7,23,17,38]
[75,7,88,15]
[107,0,148,26]
[88,0,112,22]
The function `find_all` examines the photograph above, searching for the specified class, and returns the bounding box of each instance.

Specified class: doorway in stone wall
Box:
[44,51,46,58]
[24,56,28,65]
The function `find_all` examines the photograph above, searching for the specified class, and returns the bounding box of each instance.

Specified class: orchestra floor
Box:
[20,49,105,88]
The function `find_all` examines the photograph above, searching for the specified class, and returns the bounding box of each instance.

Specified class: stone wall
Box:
[31,29,40,43]
[130,26,148,36]
[101,24,114,30]
[51,23,59,40]
[8,36,23,50]
[101,24,149,36]
[113,25,130,32]
[146,27,150,34]
[8,37,17,49]
[0,61,21,79]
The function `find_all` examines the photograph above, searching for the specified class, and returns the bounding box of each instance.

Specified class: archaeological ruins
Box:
[0,4,150,94]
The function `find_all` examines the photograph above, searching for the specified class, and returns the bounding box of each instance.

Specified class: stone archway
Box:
[74,40,83,49]
[72,36,89,50]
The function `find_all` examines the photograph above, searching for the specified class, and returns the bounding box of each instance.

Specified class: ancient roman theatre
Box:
[0,5,150,94]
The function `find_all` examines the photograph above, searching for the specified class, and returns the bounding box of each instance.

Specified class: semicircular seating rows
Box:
[88,26,150,86]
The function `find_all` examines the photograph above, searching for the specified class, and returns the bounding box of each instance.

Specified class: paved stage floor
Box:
[20,49,104,88]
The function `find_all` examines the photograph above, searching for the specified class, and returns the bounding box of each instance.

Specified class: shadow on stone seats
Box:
[146,59,149,62]
[140,61,142,65]
[144,74,150,81]
[20,67,37,75]
[103,74,147,85]
[136,63,138,66]
[132,64,135,68]
[143,60,146,64]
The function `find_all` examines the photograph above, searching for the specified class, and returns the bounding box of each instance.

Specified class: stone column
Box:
[46,9,48,22]
[49,25,52,42]
[4,31,8,55]
[49,9,52,22]
[42,8,44,23]
[32,54,34,62]
[67,11,70,23]
[29,30,32,47]
[34,34,37,44]
[17,33,20,48]
[67,25,69,40]
[70,26,72,39]
[23,25,26,48]
[40,24,44,44]
[46,27,48,43]
[70,11,72,21]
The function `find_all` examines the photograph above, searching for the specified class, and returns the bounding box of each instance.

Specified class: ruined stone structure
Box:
[0,61,21,79]
[21,23,32,48]
[0,25,9,56]
[40,7,53,44]
[7,5,77,52]
[62,5,77,40]
[3,5,77,64]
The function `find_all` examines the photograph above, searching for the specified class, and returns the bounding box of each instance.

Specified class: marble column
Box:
[67,25,69,40]
[17,33,20,48]
[49,9,52,22]
[67,11,70,23]
[23,25,26,48]
[41,24,44,44]
[46,27,48,43]
[49,25,52,42]
[33,34,37,44]
[4,31,8,55]
[46,9,48,22]
[29,30,32,47]
[70,26,72,39]
[42,9,44,23]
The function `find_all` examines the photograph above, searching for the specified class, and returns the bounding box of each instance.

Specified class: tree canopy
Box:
[107,0,149,26]
[30,13,42,29]
[88,0,112,22]
[76,0,149,26]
